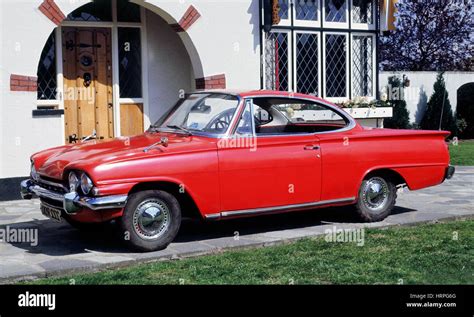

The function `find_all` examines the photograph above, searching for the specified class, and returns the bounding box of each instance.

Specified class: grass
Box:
[449,139,474,166]
[30,219,474,285]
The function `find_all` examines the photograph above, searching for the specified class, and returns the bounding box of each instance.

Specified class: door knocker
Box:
[83,72,92,87]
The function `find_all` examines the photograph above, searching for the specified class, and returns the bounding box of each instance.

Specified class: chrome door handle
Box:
[304,145,320,150]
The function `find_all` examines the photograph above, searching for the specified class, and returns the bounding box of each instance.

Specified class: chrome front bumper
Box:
[20,179,127,214]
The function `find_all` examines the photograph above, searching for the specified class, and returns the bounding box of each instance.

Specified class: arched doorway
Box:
[456,82,474,139]
[36,0,202,144]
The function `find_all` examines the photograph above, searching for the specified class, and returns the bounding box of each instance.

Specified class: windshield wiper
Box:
[166,125,193,136]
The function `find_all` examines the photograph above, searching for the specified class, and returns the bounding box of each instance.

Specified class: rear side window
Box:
[235,97,349,135]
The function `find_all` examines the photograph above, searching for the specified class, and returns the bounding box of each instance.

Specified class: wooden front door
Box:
[62,27,114,143]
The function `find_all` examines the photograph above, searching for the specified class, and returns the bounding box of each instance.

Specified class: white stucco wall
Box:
[146,10,194,123]
[379,71,474,124]
[0,0,262,178]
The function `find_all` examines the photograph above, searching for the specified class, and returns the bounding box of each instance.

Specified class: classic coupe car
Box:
[21,90,455,251]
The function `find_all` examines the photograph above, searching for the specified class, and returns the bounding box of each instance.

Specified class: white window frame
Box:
[322,0,349,29]
[350,0,376,30]
[350,33,376,99]
[262,29,293,92]
[322,32,349,103]
[293,30,321,97]
[293,0,321,28]
[37,0,149,140]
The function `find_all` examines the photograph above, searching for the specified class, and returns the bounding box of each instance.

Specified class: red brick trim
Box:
[170,5,201,32]
[38,0,66,26]
[10,74,37,92]
[195,74,226,90]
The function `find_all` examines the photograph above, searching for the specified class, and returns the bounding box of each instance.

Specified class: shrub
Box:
[420,72,456,136]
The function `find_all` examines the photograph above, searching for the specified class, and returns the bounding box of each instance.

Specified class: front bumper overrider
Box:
[20,179,127,214]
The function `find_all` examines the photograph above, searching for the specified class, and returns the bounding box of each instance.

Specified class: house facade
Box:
[0,0,384,199]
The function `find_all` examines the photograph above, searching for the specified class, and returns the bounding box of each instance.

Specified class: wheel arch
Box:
[361,168,408,188]
[128,181,203,220]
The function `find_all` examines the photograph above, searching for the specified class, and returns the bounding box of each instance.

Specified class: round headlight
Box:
[80,173,94,195]
[30,162,39,181]
[68,172,80,192]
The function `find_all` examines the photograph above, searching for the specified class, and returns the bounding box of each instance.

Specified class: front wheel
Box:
[354,176,397,222]
[119,190,181,251]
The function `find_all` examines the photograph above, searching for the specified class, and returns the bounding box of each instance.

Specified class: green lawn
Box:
[449,140,474,165]
[30,220,473,285]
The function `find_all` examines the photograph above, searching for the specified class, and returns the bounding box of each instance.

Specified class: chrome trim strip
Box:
[38,177,68,192]
[205,197,356,219]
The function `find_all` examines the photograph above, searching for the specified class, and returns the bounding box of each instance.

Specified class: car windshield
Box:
[151,93,240,135]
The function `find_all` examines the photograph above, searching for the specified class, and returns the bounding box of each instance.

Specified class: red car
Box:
[21,90,455,251]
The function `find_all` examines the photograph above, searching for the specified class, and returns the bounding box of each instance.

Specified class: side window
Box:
[253,98,348,135]
[235,98,349,136]
[275,103,345,124]
[235,101,253,136]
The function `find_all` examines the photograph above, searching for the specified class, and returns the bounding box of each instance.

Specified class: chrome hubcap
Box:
[362,177,389,213]
[132,199,170,240]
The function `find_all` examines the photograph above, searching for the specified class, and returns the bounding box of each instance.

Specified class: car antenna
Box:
[143,137,169,152]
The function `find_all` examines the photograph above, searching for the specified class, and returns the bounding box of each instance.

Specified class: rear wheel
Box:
[354,176,397,222]
[119,190,181,251]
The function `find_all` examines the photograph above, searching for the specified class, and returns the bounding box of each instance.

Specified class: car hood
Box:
[34,132,215,180]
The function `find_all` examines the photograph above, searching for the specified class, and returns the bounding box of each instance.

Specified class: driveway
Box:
[0,166,473,283]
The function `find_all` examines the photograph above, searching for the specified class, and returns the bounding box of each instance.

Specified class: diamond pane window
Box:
[325,0,347,22]
[66,0,112,22]
[295,0,319,21]
[264,32,290,91]
[352,35,373,97]
[37,31,56,100]
[325,34,347,97]
[352,0,373,24]
[296,33,319,95]
[278,0,290,20]
[118,28,142,98]
[117,0,141,22]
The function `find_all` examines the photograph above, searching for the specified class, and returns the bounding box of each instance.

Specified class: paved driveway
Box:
[0,166,473,283]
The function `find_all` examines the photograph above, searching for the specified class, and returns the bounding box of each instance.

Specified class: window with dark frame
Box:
[352,35,373,97]
[65,0,112,22]
[37,31,57,101]
[325,33,347,97]
[264,32,290,92]
[118,27,142,98]
[296,33,319,95]
[352,0,373,24]
[263,0,375,99]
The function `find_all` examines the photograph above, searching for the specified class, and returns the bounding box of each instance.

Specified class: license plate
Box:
[40,204,62,222]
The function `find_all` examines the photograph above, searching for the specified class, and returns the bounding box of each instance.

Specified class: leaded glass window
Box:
[295,0,319,21]
[118,27,142,98]
[278,0,290,20]
[117,0,141,22]
[66,0,112,22]
[352,35,373,97]
[325,34,347,97]
[352,0,373,24]
[37,31,56,100]
[325,0,347,23]
[264,32,290,91]
[296,33,319,95]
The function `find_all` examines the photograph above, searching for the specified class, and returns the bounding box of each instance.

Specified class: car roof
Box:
[194,89,330,104]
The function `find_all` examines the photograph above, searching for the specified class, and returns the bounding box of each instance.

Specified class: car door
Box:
[217,98,322,212]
